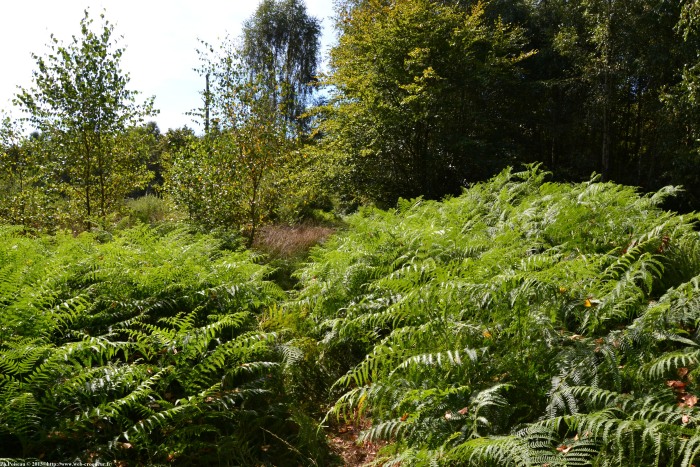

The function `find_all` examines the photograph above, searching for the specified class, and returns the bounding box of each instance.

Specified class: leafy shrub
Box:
[125,194,181,225]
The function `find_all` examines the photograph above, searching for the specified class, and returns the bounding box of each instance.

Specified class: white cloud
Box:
[0,0,335,132]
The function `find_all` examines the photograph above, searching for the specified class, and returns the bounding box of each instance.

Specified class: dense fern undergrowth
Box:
[2,167,700,466]
[291,167,700,466]
[0,225,327,465]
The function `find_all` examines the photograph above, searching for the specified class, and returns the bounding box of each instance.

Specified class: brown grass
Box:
[253,223,337,258]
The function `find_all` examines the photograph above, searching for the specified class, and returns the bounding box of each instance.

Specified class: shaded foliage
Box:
[313,0,700,210]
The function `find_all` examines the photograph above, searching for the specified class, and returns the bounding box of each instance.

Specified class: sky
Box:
[0,0,336,133]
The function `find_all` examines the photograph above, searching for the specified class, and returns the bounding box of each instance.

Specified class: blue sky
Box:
[0,0,336,132]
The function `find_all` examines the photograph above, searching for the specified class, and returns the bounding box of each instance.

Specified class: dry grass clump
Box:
[254,223,337,258]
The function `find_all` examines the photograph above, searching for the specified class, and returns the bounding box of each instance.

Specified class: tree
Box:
[315,0,534,206]
[168,39,290,244]
[15,10,157,229]
[241,0,321,130]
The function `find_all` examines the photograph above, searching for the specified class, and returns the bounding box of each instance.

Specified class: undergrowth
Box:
[0,225,329,465]
[3,166,700,466]
[289,165,700,466]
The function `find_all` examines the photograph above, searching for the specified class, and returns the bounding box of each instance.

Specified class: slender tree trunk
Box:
[635,94,644,186]
[98,134,107,222]
[84,135,92,231]
[601,85,610,181]
[205,73,210,134]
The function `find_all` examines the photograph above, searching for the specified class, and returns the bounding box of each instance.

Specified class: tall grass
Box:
[254,223,337,259]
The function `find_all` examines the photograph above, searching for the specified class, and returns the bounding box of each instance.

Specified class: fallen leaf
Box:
[681,394,698,408]
[458,407,469,415]
[682,414,691,424]
[556,445,572,454]
[667,380,687,390]
[679,367,690,378]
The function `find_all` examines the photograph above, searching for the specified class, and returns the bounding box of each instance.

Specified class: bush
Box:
[125,194,181,225]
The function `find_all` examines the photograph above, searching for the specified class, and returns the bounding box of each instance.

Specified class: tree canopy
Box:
[241,0,321,129]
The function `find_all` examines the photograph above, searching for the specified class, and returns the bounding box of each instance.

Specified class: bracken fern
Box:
[290,165,700,465]
[0,225,326,465]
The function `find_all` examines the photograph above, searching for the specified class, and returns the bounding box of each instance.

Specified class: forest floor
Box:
[327,419,387,466]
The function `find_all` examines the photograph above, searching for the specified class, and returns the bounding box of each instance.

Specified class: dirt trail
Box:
[327,420,386,466]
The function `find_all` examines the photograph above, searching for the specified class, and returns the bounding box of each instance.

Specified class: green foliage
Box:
[0,117,56,230]
[14,10,157,230]
[4,167,700,465]
[289,166,700,465]
[0,225,328,465]
[165,125,289,243]
[315,0,535,206]
[167,35,321,242]
[308,0,700,209]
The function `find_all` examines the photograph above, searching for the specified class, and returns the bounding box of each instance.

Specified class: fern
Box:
[0,225,322,465]
[289,167,700,465]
